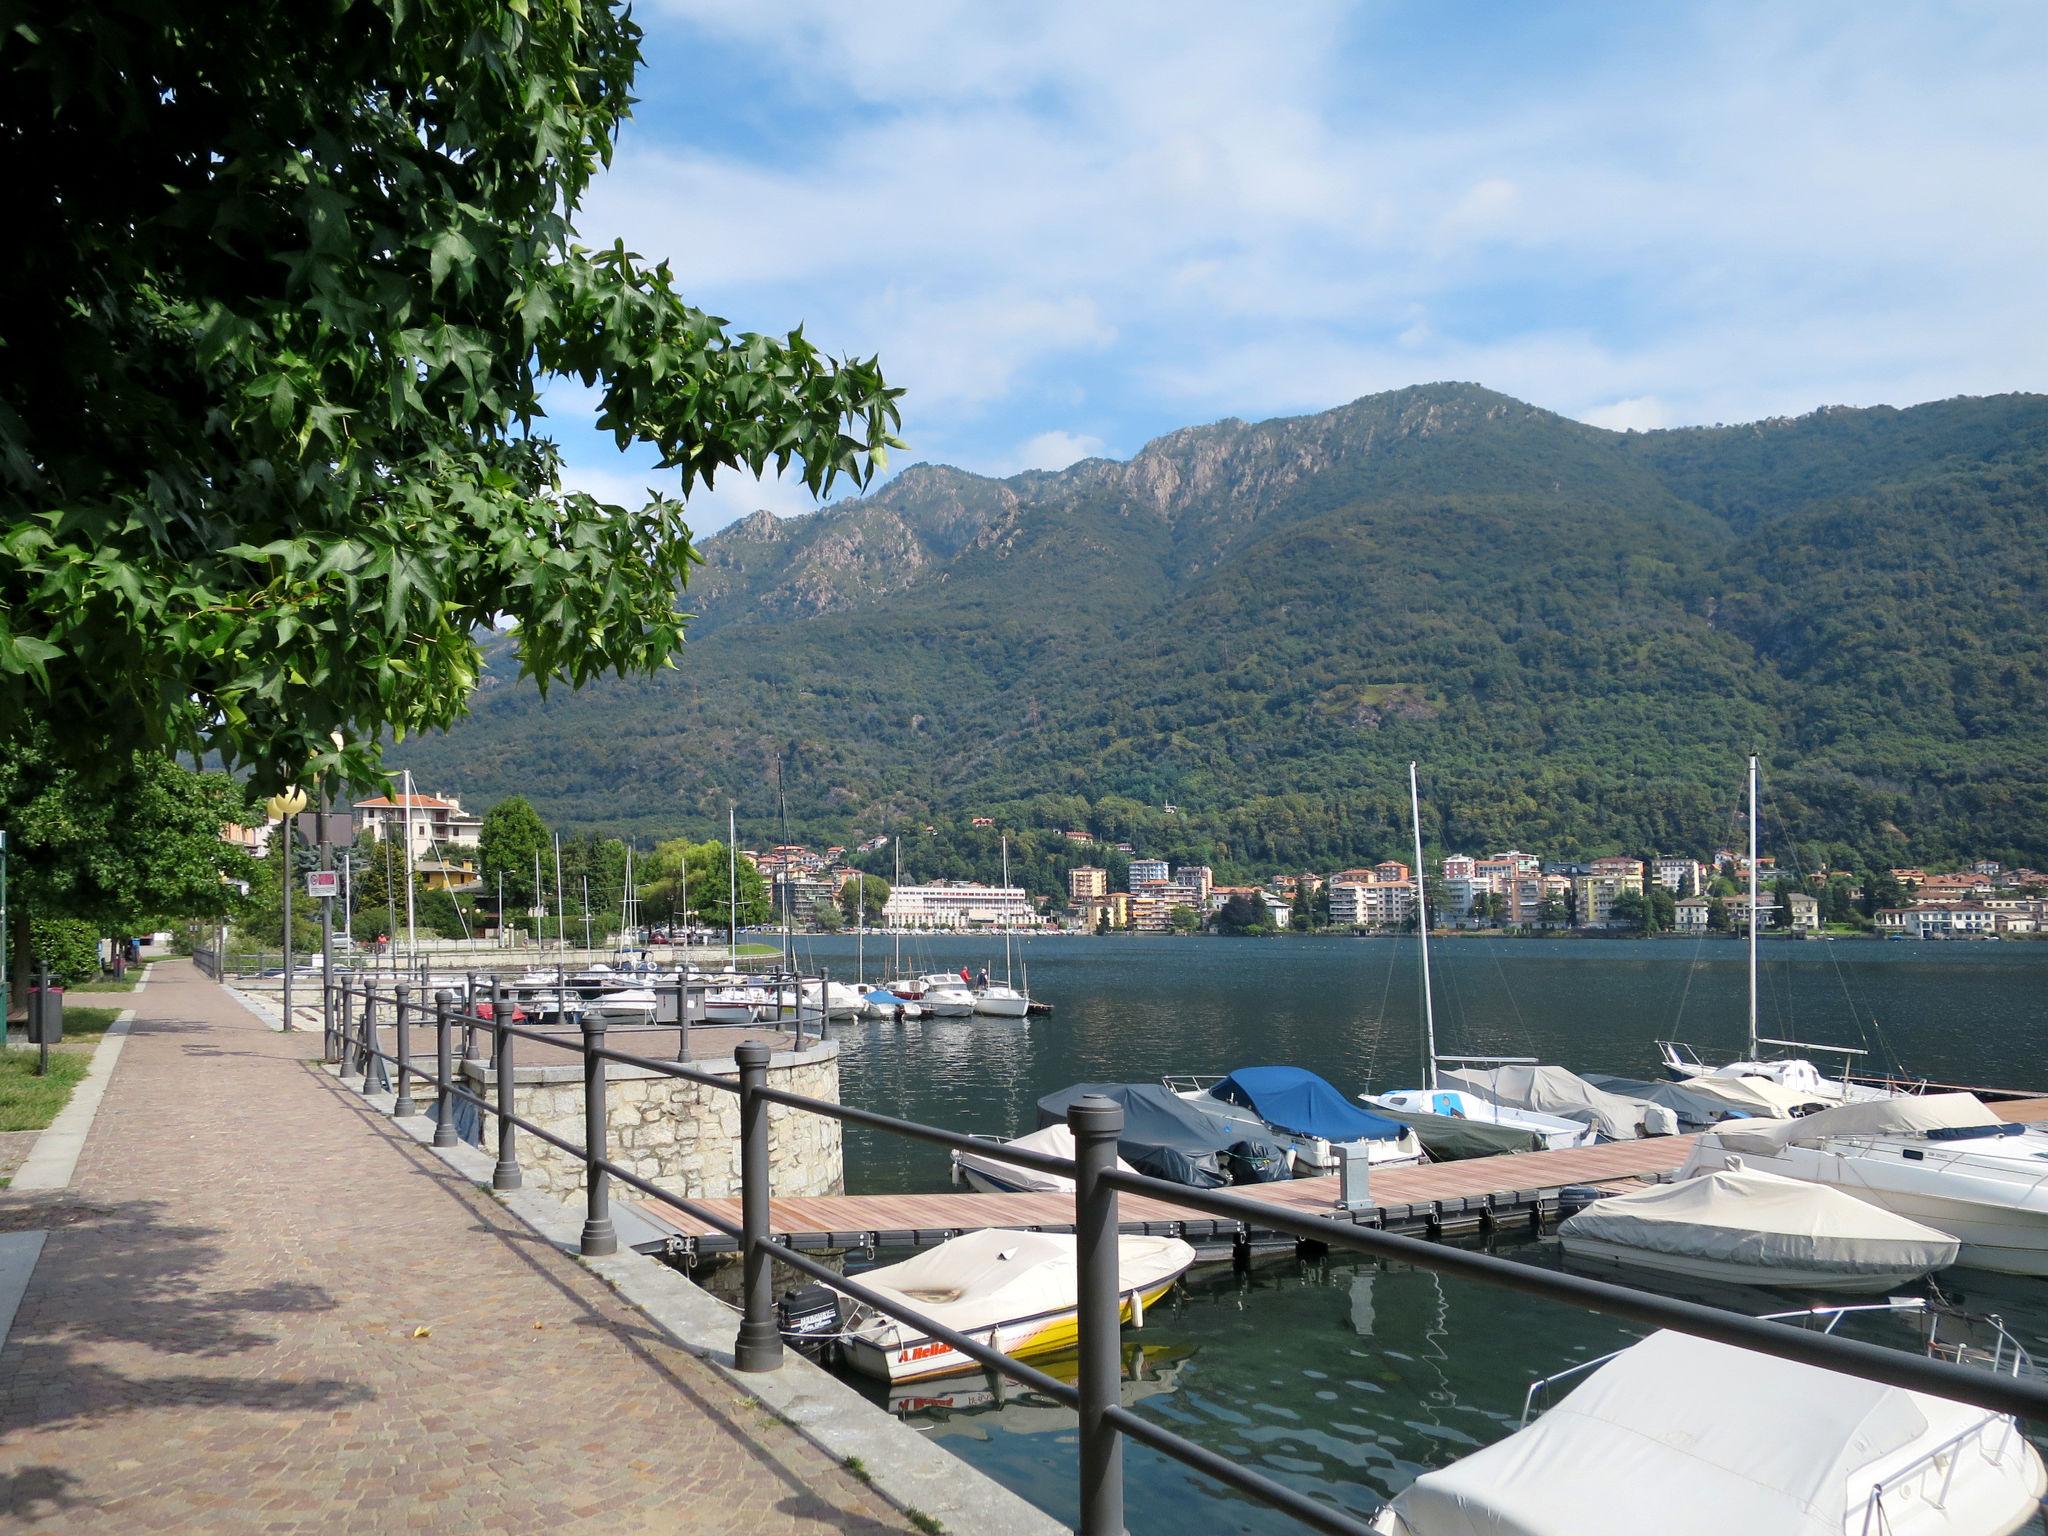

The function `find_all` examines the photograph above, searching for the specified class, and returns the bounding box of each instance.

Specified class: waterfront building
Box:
[1176,865,1214,902]
[1784,889,1822,933]
[1441,854,1476,883]
[1652,856,1705,895]
[1128,894,1170,932]
[1068,865,1108,901]
[1127,858,1170,890]
[1373,860,1410,885]
[1328,880,1414,929]
[1674,896,1712,931]
[881,881,1034,930]
[1077,891,1132,930]
[351,790,483,855]
[1570,866,1645,928]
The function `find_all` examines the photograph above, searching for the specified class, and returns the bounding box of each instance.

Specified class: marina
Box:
[632,1096,2048,1262]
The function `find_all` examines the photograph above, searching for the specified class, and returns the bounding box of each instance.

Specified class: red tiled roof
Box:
[354,794,457,810]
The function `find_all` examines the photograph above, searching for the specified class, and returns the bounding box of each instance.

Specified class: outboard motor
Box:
[777,1284,842,1363]
[1639,1104,1681,1137]
[1225,1139,1292,1184]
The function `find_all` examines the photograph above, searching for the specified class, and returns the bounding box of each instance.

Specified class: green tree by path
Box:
[478,797,552,907]
[0,733,252,1009]
[1645,884,1677,933]
[1168,904,1202,934]
[2,1,899,793]
[1214,892,1273,936]
[838,874,892,927]
[637,840,770,934]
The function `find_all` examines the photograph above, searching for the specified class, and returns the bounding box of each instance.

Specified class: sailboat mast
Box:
[553,834,565,953]
[532,850,542,945]
[402,769,417,961]
[1409,761,1439,1090]
[1002,835,1014,988]
[726,805,738,966]
[1748,751,1760,1059]
[893,834,902,977]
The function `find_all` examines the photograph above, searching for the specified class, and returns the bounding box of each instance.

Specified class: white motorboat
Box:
[701,984,771,1025]
[1371,1309,2047,1536]
[919,977,976,1017]
[800,978,866,1021]
[951,1122,1137,1194]
[974,984,1030,1018]
[1168,1067,1425,1171]
[1560,1164,1960,1292]
[837,1228,1196,1383]
[1682,1093,2048,1276]
[1362,1086,1598,1151]
[581,986,659,1026]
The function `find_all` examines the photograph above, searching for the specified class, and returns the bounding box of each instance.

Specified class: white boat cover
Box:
[1441,1065,1677,1140]
[850,1228,1190,1342]
[954,1123,1137,1193]
[1385,1329,1937,1536]
[1561,1167,1959,1277]
[1676,1074,1822,1117]
[1704,1092,2002,1156]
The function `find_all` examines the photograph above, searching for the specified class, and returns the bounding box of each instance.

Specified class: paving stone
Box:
[0,963,915,1533]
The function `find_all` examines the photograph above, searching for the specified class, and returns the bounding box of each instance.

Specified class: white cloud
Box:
[1580,396,1670,433]
[551,2,2048,486]
[1004,430,1109,474]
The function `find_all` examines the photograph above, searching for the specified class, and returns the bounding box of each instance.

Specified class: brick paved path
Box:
[0,962,914,1534]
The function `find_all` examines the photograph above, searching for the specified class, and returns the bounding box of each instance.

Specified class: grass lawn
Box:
[57,1006,125,1045]
[0,1050,90,1132]
[72,960,157,993]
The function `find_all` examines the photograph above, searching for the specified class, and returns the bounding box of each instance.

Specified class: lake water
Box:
[789,932,2048,1533]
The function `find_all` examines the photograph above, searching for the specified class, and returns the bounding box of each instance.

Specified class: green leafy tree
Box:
[1706,897,1731,932]
[1214,891,1272,936]
[1862,868,1907,917]
[1609,888,1648,932]
[838,874,892,926]
[809,897,843,933]
[637,839,770,932]
[0,733,253,1007]
[477,796,552,907]
[2,2,900,791]
[1168,904,1202,934]
[1645,884,1677,933]
[1536,894,1567,930]
[240,830,324,953]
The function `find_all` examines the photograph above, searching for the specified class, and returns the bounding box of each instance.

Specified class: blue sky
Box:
[547,2,2048,533]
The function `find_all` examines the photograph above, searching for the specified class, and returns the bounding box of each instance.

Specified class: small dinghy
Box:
[1561,1165,1960,1292]
[1372,1322,2047,1536]
[951,1122,1138,1195]
[838,1229,1196,1383]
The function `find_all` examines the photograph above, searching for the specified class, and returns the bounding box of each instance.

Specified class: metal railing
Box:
[318,971,2048,1536]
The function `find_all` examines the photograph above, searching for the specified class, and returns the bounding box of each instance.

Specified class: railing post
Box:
[491,982,521,1191]
[674,974,690,1063]
[462,971,480,1063]
[391,984,417,1116]
[360,987,380,1093]
[1068,1093,1128,1536]
[322,971,338,1063]
[733,1039,783,1372]
[432,988,457,1148]
[579,1009,617,1256]
[329,973,348,1067]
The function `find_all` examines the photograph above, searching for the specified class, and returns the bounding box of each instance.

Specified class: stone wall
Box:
[460,1040,842,1204]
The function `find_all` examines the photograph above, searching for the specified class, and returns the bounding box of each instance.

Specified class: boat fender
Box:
[1131,1287,1144,1329]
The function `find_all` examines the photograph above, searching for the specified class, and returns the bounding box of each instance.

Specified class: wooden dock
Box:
[630,1095,2048,1262]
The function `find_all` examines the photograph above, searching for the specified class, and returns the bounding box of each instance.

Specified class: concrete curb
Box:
[0,1231,47,1348]
[324,1062,1066,1536]
[13,1010,135,1192]
[223,984,288,1032]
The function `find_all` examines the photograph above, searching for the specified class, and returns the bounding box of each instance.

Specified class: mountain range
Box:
[396,383,2048,874]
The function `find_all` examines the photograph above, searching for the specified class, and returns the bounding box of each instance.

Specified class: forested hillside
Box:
[400,385,2048,876]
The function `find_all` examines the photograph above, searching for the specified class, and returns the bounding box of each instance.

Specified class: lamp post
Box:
[266,786,308,1030]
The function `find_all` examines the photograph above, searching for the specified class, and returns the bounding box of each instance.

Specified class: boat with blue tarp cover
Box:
[1166,1065,1426,1171]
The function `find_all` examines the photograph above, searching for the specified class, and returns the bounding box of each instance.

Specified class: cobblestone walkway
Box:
[0,962,914,1534]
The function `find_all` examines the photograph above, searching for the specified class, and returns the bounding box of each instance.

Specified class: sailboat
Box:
[1360,763,1600,1152]
[975,835,1031,1018]
[1654,754,1891,1107]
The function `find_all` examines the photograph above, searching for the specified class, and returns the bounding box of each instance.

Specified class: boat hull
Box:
[842,1278,1181,1384]
[1559,1235,1937,1294]
[1686,1141,2048,1277]
[974,993,1031,1018]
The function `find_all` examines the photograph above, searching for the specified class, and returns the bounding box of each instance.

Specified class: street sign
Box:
[306,870,341,899]
[294,811,355,848]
